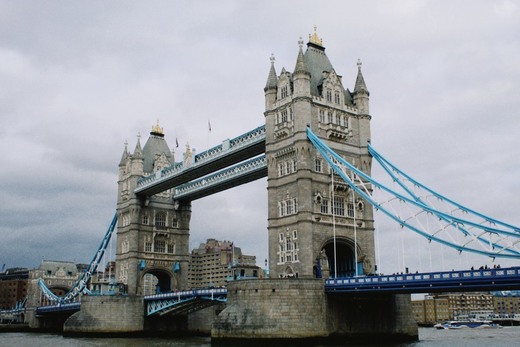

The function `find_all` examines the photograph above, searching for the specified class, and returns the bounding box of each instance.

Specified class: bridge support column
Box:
[63,296,144,336]
[212,279,417,344]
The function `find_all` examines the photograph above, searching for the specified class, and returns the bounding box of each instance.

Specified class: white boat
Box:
[434,320,502,329]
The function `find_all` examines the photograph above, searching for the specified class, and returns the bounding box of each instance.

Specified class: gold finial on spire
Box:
[151,119,164,136]
[270,53,275,65]
[308,25,323,47]
[357,58,363,71]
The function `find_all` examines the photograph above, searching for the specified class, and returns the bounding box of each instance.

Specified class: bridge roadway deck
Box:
[33,267,520,316]
[35,302,80,317]
[325,266,520,294]
[144,288,227,316]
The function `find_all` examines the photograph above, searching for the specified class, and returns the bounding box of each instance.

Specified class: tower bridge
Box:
[25,29,520,343]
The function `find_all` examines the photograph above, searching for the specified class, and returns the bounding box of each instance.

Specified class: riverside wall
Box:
[212,278,418,344]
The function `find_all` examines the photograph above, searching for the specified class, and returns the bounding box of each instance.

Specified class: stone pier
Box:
[63,296,144,336]
[212,279,418,345]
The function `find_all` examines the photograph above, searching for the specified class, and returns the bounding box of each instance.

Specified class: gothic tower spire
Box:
[353,59,370,115]
[264,54,278,110]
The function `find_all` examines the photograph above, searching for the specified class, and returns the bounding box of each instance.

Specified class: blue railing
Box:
[325,266,520,294]
[35,302,81,315]
[144,288,227,316]
[136,125,265,191]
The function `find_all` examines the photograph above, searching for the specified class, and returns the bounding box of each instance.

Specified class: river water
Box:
[1,327,520,347]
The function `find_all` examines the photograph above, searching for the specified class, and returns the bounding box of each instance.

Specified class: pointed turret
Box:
[293,38,311,97]
[264,54,278,91]
[294,38,307,74]
[353,59,370,115]
[264,54,278,110]
[133,134,143,159]
[130,133,144,177]
[119,141,129,167]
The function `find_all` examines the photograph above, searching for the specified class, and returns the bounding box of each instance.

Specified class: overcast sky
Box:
[1,1,519,276]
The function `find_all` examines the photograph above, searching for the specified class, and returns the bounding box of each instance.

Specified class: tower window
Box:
[320,198,329,214]
[315,158,323,172]
[347,202,355,217]
[281,85,288,99]
[335,91,340,104]
[154,239,165,253]
[155,212,167,228]
[281,109,288,123]
[333,196,345,216]
[326,89,332,102]
[278,197,298,217]
[142,214,149,225]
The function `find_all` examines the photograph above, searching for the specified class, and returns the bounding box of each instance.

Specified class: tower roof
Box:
[354,59,369,95]
[119,140,129,166]
[293,37,309,75]
[264,54,278,91]
[142,122,172,173]
[302,28,334,97]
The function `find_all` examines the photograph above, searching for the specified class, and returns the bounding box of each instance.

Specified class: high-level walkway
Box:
[135,125,266,197]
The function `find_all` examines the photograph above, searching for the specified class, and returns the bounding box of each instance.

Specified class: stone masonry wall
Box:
[63,295,144,335]
[212,279,328,340]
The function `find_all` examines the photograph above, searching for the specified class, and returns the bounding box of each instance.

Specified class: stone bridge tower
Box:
[116,123,191,295]
[264,30,375,279]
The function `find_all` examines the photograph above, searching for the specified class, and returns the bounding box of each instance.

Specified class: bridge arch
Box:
[320,237,361,278]
[140,268,174,295]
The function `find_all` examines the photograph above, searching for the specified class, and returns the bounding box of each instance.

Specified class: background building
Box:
[0,267,28,310]
[188,239,261,288]
[493,292,520,316]
[412,292,496,324]
[411,295,449,326]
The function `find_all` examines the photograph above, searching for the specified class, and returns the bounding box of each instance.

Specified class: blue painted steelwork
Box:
[144,288,227,316]
[0,298,26,317]
[174,155,267,200]
[306,128,520,259]
[194,125,266,164]
[38,213,118,304]
[135,125,266,193]
[325,266,520,294]
[369,144,520,234]
[35,302,81,316]
[368,144,520,258]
